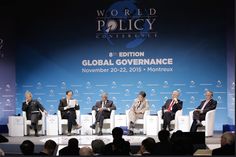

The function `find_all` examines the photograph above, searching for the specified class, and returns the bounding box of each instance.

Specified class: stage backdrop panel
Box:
[15,0,234,130]
[0,4,16,125]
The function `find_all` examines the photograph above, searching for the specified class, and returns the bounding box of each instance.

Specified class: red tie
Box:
[167,100,174,112]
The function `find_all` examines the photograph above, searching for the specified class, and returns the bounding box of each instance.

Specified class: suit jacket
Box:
[196,99,217,115]
[22,99,45,120]
[58,98,80,118]
[130,98,149,114]
[162,99,183,116]
[92,100,116,118]
[59,146,80,156]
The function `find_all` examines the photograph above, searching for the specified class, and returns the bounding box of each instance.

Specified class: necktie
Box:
[167,100,174,112]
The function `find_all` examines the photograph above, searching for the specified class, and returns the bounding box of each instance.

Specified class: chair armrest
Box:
[110,110,115,118]
[157,110,162,118]
[57,110,62,120]
[174,109,183,120]
[143,110,150,119]
[206,110,216,123]
[22,111,27,121]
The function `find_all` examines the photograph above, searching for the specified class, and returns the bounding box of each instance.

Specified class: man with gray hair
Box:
[161,90,183,131]
[190,90,217,132]
[212,132,235,155]
[22,91,47,136]
[91,139,105,155]
[90,92,116,135]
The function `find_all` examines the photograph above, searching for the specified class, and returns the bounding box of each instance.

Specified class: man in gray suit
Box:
[128,91,149,136]
[90,92,116,135]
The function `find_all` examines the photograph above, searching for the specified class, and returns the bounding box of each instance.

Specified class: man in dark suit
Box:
[22,91,47,136]
[190,90,217,132]
[58,90,82,136]
[161,90,183,131]
[90,92,116,135]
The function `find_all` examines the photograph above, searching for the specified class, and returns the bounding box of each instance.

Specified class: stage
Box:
[0,132,222,155]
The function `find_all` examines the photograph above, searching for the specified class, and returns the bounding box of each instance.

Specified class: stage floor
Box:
[1,132,222,150]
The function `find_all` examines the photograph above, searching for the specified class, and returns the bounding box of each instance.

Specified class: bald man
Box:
[161,91,183,131]
[90,93,116,135]
[190,91,217,132]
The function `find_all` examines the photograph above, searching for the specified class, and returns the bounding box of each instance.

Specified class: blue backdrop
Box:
[12,0,234,130]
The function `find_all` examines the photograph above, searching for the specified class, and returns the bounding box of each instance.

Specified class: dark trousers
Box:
[30,112,42,131]
[190,110,205,132]
[62,111,77,133]
[162,111,175,130]
[95,110,110,130]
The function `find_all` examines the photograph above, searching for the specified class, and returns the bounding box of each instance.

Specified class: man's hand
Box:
[195,109,201,112]
[164,109,169,113]
[173,98,178,104]
[44,111,48,116]
[98,108,103,112]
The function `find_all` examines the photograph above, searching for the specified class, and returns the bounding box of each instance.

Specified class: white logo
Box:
[190,96,195,104]
[163,81,169,88]
[151,89,157,96]
[61,81,66,89]
[190,80,196,87]
[86,81,92,89]
[124,89,130,96]
[216,80,222,88]
[36,82,42,89]
[137,81,143,88]
[111,81,117,89]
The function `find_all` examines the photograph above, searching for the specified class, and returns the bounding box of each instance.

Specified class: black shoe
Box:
[168,128,174,131]
[127,130,134,136]
[130,122,135,129]
[35,132,39,137]
[90,124,96,129]
[98,131,103,136]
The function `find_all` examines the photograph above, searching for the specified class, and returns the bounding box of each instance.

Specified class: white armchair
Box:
[57,110,80,135]
[189,109,216,137]
[22,111,45,135]
[126,110,150,134]
[157,109,182,132]
[92,110,115,134]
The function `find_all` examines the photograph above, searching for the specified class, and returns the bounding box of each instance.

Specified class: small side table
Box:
[8,116,24,137]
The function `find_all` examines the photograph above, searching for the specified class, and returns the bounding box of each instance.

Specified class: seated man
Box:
[22,91,47,136]
[190,90,217,132]
[90,92,116,135]
[58,90,82,136]
[161,90,183,131]
[128,91,149,136]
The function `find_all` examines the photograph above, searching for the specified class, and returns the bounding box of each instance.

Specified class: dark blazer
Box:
[196,99,217,115]
[59,146,80,156]
[92,100,116,118]
[162,99,183,116]
[22,99,45,120]
[58,98,80,118]
[212,144,235,155]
